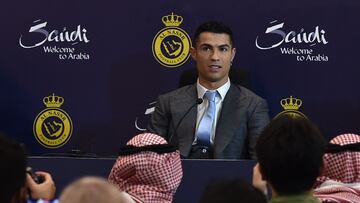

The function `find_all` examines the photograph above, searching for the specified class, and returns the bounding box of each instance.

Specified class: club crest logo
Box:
[276,96,307,118]
[152,12,192,68]
[33,94,73,148]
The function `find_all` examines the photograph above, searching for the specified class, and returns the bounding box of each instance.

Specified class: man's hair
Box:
[60,176,133,203]
[256,112,326,195]
[193,21,234,47]
[199,178,267,203]
[0,133,27,203]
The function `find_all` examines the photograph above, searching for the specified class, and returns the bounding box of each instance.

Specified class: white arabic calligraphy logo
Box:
[19,19,90,49]
[255,20,328,50]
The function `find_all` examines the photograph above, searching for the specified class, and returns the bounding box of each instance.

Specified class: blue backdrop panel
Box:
[1,0,360,155]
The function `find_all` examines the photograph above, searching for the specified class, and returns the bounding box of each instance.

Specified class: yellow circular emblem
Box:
[33,108,73,148]
[152,27,191,68]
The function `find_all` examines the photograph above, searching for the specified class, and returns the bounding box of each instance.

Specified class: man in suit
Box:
[148,21,269,159]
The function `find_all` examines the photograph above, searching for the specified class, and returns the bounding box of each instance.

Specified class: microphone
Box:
[168,98,203,144]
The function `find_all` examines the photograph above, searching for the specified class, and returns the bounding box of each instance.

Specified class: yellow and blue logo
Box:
[33,94,73,148]
[152,12,191,68]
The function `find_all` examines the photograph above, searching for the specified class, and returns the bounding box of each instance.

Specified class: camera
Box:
[26,167,45,184]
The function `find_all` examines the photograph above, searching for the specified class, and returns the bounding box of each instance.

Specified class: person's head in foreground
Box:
[255,112,326,202]
[314,133,360,203]
[199,178,267,203]
[59,176,134,203]
[0,132,55,203]
[0,132,27,203]
[108,132,183,203]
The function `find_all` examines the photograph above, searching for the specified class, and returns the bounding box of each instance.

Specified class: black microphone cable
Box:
[168,98,203,144]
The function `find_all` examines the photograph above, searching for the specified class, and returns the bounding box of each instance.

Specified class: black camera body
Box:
[26,167,45,184]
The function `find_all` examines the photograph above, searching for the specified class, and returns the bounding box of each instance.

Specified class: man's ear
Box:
[258,164,267,181]
[231,47,236,62]
[190,47,197,61]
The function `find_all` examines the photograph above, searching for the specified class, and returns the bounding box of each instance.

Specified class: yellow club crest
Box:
[33,94,73,148]
[276,96,307,118]
[280,96,302,111]
[152,12,192,68]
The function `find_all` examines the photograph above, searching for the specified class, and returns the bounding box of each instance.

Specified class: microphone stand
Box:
[168,98,203,144]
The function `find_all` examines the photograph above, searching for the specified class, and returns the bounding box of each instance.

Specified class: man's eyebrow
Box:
[199,43,231,48]
[199,43,212,47]
[218,44,231,48]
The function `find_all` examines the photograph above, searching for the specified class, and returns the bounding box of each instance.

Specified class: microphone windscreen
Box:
[196,98,203,104]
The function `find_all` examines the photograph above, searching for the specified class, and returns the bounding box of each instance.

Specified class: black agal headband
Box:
[326,142,360,153]
[118,144,178,155]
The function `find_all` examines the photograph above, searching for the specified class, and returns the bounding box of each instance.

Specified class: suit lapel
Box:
[214,84,248,155]
[171,85,198,156]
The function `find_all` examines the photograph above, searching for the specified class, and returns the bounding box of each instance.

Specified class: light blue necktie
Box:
[196,91,217,147]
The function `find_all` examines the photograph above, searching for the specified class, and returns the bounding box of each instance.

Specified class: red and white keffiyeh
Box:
[108,133,183,203]
[314,133,360,203]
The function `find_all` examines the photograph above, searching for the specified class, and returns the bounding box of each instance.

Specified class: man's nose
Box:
[210,50,220,61]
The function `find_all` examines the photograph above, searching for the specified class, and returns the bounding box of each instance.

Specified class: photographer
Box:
[0,133,56,203]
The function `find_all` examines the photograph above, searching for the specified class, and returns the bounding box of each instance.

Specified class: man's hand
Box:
[27,171,56,200]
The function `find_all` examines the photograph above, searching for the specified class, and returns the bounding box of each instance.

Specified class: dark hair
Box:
[199,178,267,203]
[0,133,27,203]
[256,112,326,195]
[193,21,234,47]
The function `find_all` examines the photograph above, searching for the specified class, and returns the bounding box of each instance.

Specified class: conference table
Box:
[29,156,255,203]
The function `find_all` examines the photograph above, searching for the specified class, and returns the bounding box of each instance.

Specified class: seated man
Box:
[148,21,269,159]
[108,133,183,203]
[253,112,326,203]
[313,133,360,203]
[0,133,55,203]
[59,176,135,203]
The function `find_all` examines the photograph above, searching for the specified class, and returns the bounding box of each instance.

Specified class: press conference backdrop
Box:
[1,0,359,156]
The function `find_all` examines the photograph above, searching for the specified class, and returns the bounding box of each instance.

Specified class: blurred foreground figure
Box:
[314,133,360,203]
[59,176,134,203]
[0,133,55,203]
[108,133,183,203]
[200,178,267,203]
[254,112,326,203]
